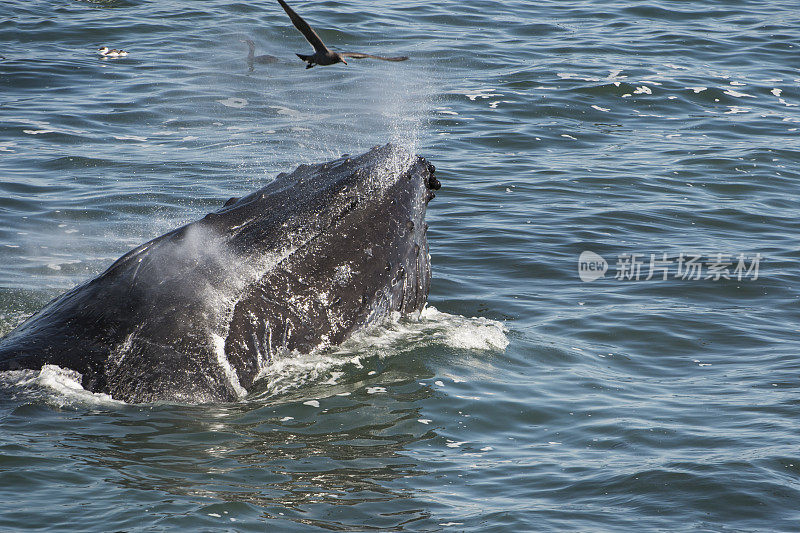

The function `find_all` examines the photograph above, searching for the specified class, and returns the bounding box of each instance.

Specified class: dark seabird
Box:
[276,0,408,68]
[241,39,279,68]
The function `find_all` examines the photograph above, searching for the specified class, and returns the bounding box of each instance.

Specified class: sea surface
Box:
[1,0,799,530]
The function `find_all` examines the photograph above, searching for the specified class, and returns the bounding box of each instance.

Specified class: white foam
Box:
[1,365,124,407]
[252,307,508,397]
[725,106,749,114]
[216,97,248,108]
[723,89,755,98]
[253,350,355,397]
[421,306,509,351]
[270,105,303,118]
[463,88,502,101]
[556,72,601,82]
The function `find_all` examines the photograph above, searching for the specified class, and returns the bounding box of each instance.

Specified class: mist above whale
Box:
[0,144,440,403]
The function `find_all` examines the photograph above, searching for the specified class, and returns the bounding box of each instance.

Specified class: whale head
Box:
[0,144,440,403]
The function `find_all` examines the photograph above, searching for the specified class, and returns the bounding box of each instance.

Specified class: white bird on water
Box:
[97,46,128,58]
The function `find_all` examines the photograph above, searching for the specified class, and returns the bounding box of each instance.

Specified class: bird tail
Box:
[296,53,312,62]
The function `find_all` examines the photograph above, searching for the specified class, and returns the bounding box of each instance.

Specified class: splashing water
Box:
[1,365,123,408]
[251,306,508,398]
[0,307,507,406]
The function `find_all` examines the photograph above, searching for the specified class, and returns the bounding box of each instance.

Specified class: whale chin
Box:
[0,144,440,404]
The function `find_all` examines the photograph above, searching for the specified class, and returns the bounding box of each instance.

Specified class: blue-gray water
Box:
[2,0,800,530]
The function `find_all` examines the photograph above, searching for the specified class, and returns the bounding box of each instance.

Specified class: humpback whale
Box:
[0,144,440,403]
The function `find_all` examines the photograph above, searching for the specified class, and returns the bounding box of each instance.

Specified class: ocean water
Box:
[1,0,799,530]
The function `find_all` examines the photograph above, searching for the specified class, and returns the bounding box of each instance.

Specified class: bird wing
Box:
[277,0,330,54]
[341,52,409,62]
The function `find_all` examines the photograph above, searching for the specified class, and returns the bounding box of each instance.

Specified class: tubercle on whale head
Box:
[427,171,440,202]
[425,161,440,190]
[208,144,438,238]
[414,156,440,202]
[333,145,439,208]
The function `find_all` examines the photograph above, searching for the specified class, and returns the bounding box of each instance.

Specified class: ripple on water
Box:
[1,0,800,530]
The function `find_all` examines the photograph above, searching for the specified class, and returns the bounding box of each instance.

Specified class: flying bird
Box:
[276,0,408,68]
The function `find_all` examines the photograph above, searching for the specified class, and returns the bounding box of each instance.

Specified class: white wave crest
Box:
[1,364,124,407]
[252,306,508,397]
[419,306,509,351]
